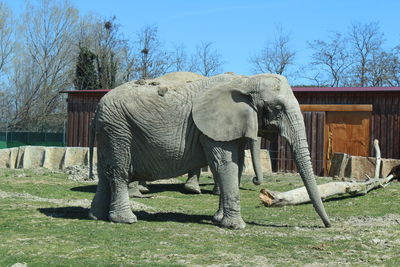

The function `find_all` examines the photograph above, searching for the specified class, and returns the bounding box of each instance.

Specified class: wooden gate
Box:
[325,111,371,173]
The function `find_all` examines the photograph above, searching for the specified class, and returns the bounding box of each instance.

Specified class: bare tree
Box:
[190,42,223,76]
[367,50,392,86]
[249,26,295,76]
[94,17,123,88]
[7,0,78,131]
[134,25,172,79]
[0,2,14,76]
[385,46,400,86]
[0,3,14,129]
[119,43,136,83]
[348,22,384,87]
[308,33,352,87]
[170,43,189,72]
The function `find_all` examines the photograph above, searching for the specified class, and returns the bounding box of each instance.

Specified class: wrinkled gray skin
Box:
[89,72,331,229]
[183,137,264,194]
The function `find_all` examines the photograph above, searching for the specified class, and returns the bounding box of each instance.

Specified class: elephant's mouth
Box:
[258,127,278,141]
[258,106,279,139]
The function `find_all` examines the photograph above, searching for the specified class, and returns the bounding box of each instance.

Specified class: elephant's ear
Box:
[192,78,258,142]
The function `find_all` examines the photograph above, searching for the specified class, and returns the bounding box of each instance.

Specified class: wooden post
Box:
[374,139,381,179]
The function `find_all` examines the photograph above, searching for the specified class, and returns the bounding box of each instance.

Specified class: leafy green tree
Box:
[74,46,98,90]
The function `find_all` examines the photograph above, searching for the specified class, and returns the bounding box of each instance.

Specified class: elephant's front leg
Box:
[218,161,246,229]
[201,137,246,230]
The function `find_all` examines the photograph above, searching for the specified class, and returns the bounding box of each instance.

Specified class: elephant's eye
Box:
[275,105,282,111]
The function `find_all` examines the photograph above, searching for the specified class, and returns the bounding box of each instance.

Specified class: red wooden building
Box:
[63,87,400,176]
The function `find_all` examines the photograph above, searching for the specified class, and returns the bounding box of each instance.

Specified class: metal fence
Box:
[0,132,65,148]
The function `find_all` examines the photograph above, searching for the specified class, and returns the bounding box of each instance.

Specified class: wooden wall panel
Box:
[66,93,103,147]
[275,111,325,176]
[295,91,400,160]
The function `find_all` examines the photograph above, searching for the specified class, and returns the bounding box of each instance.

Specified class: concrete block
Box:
[8,147,19,169]
[17,146,46,169]
[0,148,10,168]
[381,159,400,178]
[63,147,89,169]
[15,146,25,168]
[243,149,272,176]
[329,153,350,178]
[344,156,376,180]
[43,147,66,170]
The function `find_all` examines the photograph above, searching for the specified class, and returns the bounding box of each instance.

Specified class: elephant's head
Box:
[193,73,331,228]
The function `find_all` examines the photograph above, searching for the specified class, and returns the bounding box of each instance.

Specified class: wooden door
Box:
[325,111,371,173]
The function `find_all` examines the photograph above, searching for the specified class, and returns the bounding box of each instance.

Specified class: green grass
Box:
[0,168,399,266]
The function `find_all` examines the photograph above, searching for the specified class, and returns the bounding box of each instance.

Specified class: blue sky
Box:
[6,0,400,84]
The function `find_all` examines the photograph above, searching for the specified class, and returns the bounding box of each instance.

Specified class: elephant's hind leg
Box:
[108,169,136,224]
[89,160,111,221]
[107,148,137,223]
[90,140,136,224]
[98,127,136,224]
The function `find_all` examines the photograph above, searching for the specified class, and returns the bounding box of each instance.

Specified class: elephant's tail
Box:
[89,110,97,180]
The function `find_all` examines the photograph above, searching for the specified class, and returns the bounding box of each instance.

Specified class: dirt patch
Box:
[64,165,98,182]
[0,189,92,207]
[335,213,400,227]
[0,188,155,212]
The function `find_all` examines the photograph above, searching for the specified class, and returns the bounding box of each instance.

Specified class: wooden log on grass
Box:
[259,175,395,207]
[260,138,398,207]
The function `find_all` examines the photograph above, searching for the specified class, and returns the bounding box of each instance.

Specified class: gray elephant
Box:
[89,72,331,229]
[183,137,264,195]
[126,137,264,196]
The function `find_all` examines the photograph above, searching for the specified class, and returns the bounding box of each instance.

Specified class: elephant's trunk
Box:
[282,109,331,228]
[250,137,263,185]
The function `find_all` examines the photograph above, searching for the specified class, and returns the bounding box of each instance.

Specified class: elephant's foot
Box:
[212,209,224,224]
[212,184,220,195]
[184,175,201,194]
[184,181,201,194]
[128,181,144,198]
[128,187,143,198]
[220,216,246,230]
[109,209,137,224]
[88,209,108,221]
[138,181,150,193]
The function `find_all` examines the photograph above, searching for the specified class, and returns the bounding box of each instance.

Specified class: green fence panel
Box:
[0,132,65,148]
[0,132,5,148]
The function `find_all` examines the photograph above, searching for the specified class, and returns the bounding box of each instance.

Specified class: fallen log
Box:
[260,175,395,207]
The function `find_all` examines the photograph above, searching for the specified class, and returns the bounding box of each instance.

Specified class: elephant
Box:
[125,137,264,196]
[88,72,331,229]
[183,137,264,195]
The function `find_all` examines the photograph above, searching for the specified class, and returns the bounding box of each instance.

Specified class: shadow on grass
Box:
[38,207,323,229]
[324,193,365,203]
[38,207,90,220]
[69,183,255,196]
[38,207,214,226]
[70,185,97,193]
[136,211,213,225]
[147,183,217,195]
[246,220,326,229]
[146,183,187,194]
